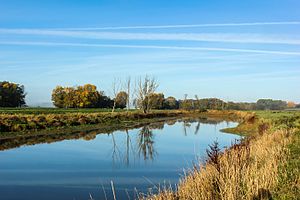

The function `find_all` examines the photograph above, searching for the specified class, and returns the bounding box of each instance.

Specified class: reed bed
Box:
[142,128,293,200]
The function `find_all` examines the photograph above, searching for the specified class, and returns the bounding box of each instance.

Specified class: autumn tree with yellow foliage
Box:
[51,84,113,108]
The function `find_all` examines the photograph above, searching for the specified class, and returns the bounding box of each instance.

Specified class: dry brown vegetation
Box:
[0,110,188,132]
[142,129,292,200]
[141,111,299,200]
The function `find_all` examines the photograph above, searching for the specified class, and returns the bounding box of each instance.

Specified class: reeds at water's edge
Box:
[141,128,293,200]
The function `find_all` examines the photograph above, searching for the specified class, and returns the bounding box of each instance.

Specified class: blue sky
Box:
[0,0,299,106]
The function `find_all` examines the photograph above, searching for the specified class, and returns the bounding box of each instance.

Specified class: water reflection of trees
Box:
[111,133,122,167]
[0,130,101,151]
[0,117,228,165]
[137,126,156,161]
[110,125,157,166]
[179,117,224,136]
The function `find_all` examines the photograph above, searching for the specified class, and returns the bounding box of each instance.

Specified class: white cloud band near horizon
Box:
[0,28,300,45]
[1,41,300,56]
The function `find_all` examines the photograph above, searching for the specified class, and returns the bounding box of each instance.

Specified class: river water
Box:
[0,118,240,200]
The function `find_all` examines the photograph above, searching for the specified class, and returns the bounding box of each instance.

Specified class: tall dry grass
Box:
[143,129,293,200]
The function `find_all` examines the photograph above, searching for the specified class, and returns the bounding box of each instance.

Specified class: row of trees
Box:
[1,80,298,111]
[51,83,293,111]
[178,97,292,111]
[51,76,178,112]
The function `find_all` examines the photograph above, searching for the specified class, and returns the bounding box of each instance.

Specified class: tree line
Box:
[178,97,289,111]
[49,76,300,112]
[0,80,299,111]
[51,76,176,113]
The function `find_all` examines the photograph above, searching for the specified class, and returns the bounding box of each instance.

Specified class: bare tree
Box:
[195,94,201,109]
[135,75,159,113]
[184,94,188,100]
[124,76,131,111]
[111,78,122,113]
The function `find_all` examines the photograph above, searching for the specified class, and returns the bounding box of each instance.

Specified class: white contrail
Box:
[1,41,300,56]
[53,21,300,30]
[0,29,299,45]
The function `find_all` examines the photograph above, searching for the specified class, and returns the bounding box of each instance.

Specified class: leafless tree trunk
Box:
[111,78,121,113]
[195,94,200,110]
[125,76,131,111]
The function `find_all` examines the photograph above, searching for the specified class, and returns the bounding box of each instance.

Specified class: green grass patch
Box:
[274,130,300,199]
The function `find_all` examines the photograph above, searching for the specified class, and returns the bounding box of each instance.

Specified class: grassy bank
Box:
[0,108,255,134]
[141,110,300,200]
[0,110,188,133]
[274,129,300,199]
[1,109,299,198]
[0,107,128,114]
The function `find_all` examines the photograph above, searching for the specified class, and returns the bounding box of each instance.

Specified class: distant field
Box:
[254,110,300,120]
[1,107,299,116]
[0,107,133,114]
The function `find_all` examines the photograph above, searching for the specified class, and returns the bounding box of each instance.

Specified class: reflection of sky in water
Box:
[0,120,240,200]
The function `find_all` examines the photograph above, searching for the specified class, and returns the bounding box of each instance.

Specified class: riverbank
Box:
[1,109,299,198]
[142,110,300,200]
[0,109,237,150]
[0,108,251,135]
[0,109,247,151]
[0,110,189,133]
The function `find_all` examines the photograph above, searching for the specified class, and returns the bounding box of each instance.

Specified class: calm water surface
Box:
[0,118,240,200]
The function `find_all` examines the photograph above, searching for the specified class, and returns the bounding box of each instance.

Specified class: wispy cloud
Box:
[185,69,300,83]
[0,29,300,45]
[1,41,299,56]
[53,21,300,30]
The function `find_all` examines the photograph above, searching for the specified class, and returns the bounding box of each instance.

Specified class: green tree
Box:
[115,91,128,109]
[163,96,178,109]
[256,99,287,110]
[51,86,66,108]
[0,81,26,107]
[97,92,114,108]
[198,98,226,110]
[180,99,195,110]
[146,93,164,110]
